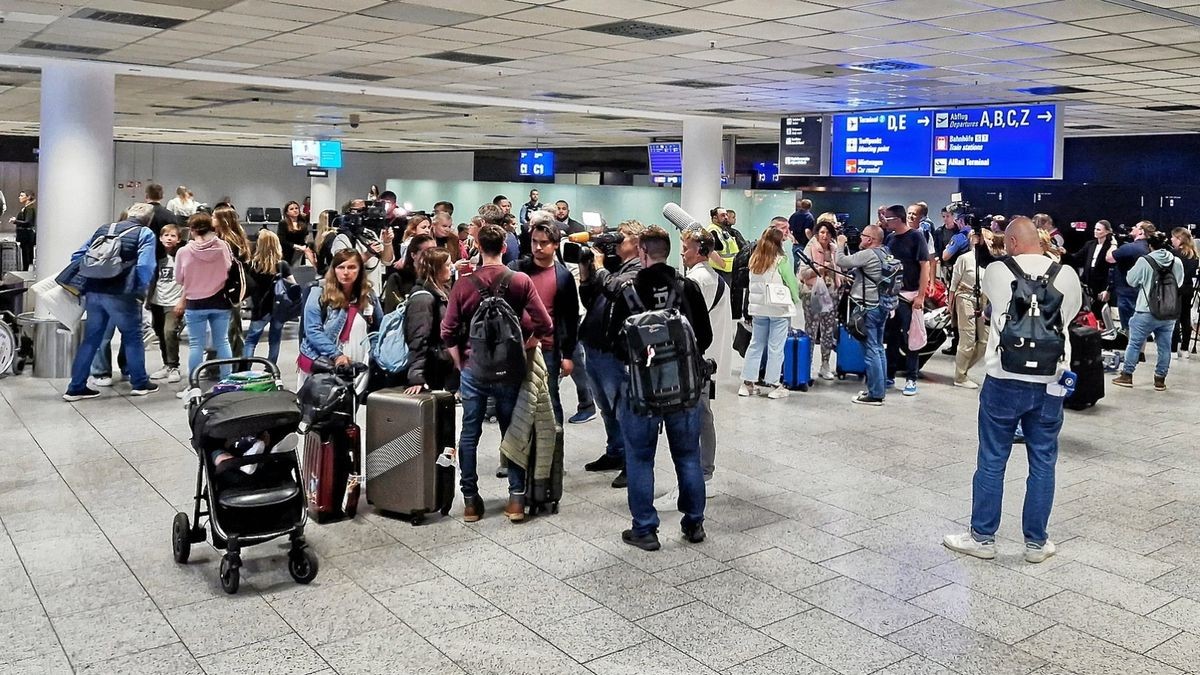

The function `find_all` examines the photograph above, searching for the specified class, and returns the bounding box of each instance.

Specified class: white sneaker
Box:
[818,368,835,381]
[766,384,789,399]
[176,387,199,401]
[737,383,757,397]
[1025,540,1057,564]
[653,487,681,511]
[149,367,171,380]
[92,376,114,387]
[953,379,979,390]
[166,367,181,384]
[942,532,996,560]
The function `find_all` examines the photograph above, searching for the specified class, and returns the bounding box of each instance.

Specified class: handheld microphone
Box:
[661,203,704,233]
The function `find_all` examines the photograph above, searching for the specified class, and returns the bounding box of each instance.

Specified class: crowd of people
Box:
[47,181,1198,557]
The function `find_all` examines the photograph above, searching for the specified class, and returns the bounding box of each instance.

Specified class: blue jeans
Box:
[584,346,627,459]
[865,304,889,399]
[458,369,524,497]
[618,394,705,536]
[1123,311,1175,377]
[570,341,595,413]
[971,376,1064,545]
[543,346,564,426]
[69,294,149,392]
[1116,292,1137,332]
[244,316,286,364]
[741,316,789,385]
[185,308,232,380]
[90,316,126,378]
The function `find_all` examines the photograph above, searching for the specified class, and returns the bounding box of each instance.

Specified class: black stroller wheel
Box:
[171,513,191,564]
[288,549,319,584]
[220,555,240,594]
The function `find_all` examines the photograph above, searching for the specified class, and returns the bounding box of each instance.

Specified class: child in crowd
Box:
[149,224,185,383]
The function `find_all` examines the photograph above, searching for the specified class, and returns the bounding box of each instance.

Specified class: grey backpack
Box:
[79,223,138,279]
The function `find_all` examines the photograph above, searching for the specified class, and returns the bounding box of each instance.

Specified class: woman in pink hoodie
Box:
[175,212,233,394]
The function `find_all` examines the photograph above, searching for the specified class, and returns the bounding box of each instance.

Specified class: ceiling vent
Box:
[584,20,695,40]
[702,107,742,115]
[792,65,860,78]
[538,92,589,100]
[1013,85,1090,96]
[18,40,109,55]
[1066,124,1110,130]
[663,79,729,89]
[0,66,39,74]
[424,51,510,66]
[845,60,929,74]
[242,85,295,94]
[327,70,389,82]
[1145,104,1200,112]
[74,8,186,29]
[589,114,623,120]
[433,101,489,109]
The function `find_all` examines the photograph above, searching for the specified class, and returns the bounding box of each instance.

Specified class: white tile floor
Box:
[1,333,1198,674]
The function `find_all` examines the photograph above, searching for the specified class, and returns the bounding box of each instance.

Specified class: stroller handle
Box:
[189,357,282,391]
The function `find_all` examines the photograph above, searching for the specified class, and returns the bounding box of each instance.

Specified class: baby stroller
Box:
[172,357,317,594]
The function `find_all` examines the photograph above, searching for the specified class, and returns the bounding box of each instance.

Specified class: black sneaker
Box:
[682,521,706,543]
[62,387,101,402]
[495,464,508,478]
[611,469,628,489]
[584,454,623,472]
[130,382,159,397]
[851,392,884,406]
[622,529,661,551]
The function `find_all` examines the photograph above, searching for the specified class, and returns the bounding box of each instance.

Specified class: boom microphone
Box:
[662,203,704,233]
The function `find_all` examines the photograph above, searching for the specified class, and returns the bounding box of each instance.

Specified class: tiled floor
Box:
[2,334,1199,674]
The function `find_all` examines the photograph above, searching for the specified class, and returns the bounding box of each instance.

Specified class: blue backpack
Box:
[370,289,429,373]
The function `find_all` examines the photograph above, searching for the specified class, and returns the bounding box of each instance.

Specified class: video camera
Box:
[563,230,624,271]
[947,198,981,233]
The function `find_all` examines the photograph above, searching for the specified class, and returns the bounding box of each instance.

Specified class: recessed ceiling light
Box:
[1013,85,1091,95]
[844,60,929,74]
[583,20,695,40]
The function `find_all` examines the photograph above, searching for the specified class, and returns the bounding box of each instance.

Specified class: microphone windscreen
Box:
[662,203,702,233]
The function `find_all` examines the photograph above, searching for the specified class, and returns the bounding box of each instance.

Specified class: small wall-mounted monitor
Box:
[754,161,780,184]
[519,150,555,178]
[292,139,343,169]
[648,142,682,175]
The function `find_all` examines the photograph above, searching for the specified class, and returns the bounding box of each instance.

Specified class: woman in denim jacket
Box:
[297,248,382,388]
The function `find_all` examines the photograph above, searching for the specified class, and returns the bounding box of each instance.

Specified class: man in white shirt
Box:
[680,227,730,483]
[943,218,1081,565]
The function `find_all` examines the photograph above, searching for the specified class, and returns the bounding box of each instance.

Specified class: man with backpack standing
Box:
[1105,221,1154,331]
[62,203,160,401]
[1112,232,1182,391]
[838,225,895,406]
[441,224,552,523]
[943,218,1081,564]
[609,226,713,551]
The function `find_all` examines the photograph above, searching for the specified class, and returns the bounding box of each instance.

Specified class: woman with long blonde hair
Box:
[741,228,801,399]
[1171,227,1198,357]
[211,206,251,353]
[297,248,382,387]
[243,230,297,364]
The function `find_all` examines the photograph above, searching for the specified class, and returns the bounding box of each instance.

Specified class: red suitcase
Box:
[303,423,361,523]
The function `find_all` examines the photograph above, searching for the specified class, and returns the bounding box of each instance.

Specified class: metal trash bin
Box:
[17,313,84,378]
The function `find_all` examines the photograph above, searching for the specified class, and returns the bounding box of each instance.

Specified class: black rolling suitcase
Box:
[526,426,564,515]
[364,389,456,524]
[1065,326,1104,410]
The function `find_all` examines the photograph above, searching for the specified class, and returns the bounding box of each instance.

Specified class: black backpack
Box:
[622,277,706,416]
[466,270,527,384]
[730,242,755,320]
[997,257,1067,377]
[224,257,247,308]
[1145,255,1180,321]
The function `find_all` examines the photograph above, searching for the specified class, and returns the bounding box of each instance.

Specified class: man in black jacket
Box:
[609,226,713,551]
[578,219,644,488]
[509,222,581,424]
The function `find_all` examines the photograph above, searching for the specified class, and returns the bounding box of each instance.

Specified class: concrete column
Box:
[310,170,338,219]
[36,61,115,283]
[681,118,723,224]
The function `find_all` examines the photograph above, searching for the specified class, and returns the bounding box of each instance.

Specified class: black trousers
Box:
[1172,284,1195,352]
[15,227,34,270]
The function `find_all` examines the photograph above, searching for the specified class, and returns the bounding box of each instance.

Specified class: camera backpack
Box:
[621,277,705,416]
[997,257,1066,377]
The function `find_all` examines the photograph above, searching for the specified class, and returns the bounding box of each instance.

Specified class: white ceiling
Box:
[2,0,1200,150]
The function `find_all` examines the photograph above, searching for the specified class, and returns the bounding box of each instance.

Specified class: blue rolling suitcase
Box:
[835,326,867,379]
[781,332,812,391]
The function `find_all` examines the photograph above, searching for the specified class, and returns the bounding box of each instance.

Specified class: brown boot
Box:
[463,495,484,523]
[1154,375,1167,391]
[1112,372,1133,388]
[504,494,526,522]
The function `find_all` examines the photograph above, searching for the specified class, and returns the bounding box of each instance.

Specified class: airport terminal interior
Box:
[3,0,1200,674]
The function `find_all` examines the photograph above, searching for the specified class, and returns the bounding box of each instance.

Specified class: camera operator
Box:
[609,226,713,551]
[329,204,394,292]
[1105,220,1155,332]
[578,220,645,488]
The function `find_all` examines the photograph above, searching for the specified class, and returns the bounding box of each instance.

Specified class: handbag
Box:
[733,321,752,357]
[908,305,928,351]
[766,283,792,308]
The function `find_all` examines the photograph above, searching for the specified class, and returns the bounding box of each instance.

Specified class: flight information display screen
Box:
[778,116,824,176]
[648,142,683,175]
[518,150,554,177]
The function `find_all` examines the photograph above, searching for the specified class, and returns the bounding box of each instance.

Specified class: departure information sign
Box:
[830,104,1061,179]
[518,150,554,177]
[779,115,824,176]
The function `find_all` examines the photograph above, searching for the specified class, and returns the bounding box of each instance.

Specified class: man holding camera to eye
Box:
[578,220,645,489]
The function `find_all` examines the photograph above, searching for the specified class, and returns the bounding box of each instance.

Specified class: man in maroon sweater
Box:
[441,224,552,522]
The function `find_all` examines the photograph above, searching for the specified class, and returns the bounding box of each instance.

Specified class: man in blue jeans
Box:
[578,220,644,489]
[441,224,552,523]
[1112,231,1183,391]
[63,203,159,401]
[608,227,713,551]
[838,225,893,405]
[943,218,1081,564]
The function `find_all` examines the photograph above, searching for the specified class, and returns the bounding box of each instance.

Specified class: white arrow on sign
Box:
[918,116,930,126]
[1038,111,1053,122]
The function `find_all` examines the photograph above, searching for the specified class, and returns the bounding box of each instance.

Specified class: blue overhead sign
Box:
[831,104,1061,179]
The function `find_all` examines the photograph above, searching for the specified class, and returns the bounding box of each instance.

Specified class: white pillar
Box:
[681,117,723,224]
[36,62,115,284]
[310,170,337,219]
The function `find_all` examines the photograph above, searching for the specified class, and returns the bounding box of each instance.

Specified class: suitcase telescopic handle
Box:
[188,356,282,390]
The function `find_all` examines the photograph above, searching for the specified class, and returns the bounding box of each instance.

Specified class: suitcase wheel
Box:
[836,371,846,380]
[798,384,808,392]
[551,502,559,514]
